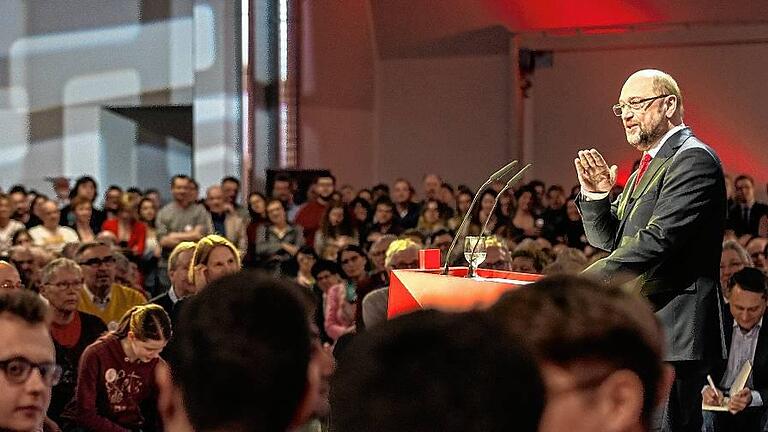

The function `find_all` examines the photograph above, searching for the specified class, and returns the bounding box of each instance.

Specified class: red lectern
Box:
[388,267,541,319]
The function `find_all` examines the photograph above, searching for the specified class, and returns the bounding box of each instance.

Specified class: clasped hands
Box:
[702,386,753,414]
[574,149,618,194]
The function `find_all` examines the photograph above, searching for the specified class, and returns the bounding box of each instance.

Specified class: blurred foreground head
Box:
[332,309,545,432]
[491,274,670,432]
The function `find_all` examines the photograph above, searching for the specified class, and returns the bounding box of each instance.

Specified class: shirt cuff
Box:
[750,391,763,407]
[581,190,610,201]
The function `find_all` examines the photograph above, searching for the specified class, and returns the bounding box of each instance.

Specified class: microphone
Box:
[441,160,518,275]
[464,164,532,272]
[476,164,532,240]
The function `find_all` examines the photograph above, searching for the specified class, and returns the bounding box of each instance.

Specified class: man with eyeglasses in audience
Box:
[74,242,146,329]
[0,289,62,432]
[0,261,24,291]
[479,237,512,271]
[362,238,421,329]
[38,258,106,424]
[745,236,767,271]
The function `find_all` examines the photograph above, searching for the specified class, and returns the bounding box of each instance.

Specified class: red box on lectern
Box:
[387,267,541,319]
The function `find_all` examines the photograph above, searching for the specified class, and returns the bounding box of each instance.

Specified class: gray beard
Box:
[629,120,667,151]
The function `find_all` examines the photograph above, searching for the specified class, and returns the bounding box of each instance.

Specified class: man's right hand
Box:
[574,149,618,194]
[702,386,723,406]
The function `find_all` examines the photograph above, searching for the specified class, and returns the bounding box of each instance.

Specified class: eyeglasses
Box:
[0,357,62,386]
[78,256,115,267]
[47,280,84,290]
[0,281,24,290]
[611,94,669,117]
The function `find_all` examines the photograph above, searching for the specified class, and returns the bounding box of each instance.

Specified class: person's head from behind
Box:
[157,272,312,432]
[113,304,171,363]
[491,274,669,432]
[728,267,768,332]
[189,234,240,288]
[331,309,545,432]
[0,290,59,432]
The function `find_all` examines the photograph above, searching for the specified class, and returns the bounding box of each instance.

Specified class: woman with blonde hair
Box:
[189,234,241,290]
[62,304,171,431]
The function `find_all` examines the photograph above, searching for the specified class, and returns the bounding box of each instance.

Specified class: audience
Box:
[205,185,248,256]
[149,241,197,316]
[295,175,336,248]
[0,193,25,255]
[28,200,78,254]
[254,199,304,272]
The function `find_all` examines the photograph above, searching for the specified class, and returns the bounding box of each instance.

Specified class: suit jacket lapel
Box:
[628,127,692,201]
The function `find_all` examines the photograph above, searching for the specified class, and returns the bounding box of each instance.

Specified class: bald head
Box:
[0,262,21,290]
[206,185,225,213]
[618,69,683,151]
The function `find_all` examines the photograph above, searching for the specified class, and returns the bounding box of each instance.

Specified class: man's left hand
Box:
[728,388,752,414]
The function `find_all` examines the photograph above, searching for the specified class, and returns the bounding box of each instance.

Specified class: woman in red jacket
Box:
[62,304,171,432]
[102,194,147,258]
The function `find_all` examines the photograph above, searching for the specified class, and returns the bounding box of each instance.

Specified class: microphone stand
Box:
[467,164,532,278]
[441,160,518,275]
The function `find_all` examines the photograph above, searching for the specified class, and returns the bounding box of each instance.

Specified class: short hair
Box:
[74,241,111,260]
[428,228,453,244]
[313,174,336,185]
[722,239,753,267]
[171,174,190,187]
[40,258,82,286]
[0,193,10,206]
[331,309,545,432]
[106,185,122,193]
[547,184,564,194]
[440,182,454,193]
[371,183,389,194]
[373,197,395,211]
[650,70,684,118]
[188,235,241,284]
[166,272,311,432]
[491,275,664,428]
[511,249,548,273]
[735,174,754,186]
[0,290,49,325]
[728,267,768,297]
[273,173,292,184]
[169,241,197,272]
[384,238,420,268]
[8,185,27,195]
[311,259,342,279]
[221,176,240,186]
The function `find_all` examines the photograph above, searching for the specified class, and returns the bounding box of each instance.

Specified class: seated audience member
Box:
[728,175,768,237]
[28,200,78,253]
[27,194,48,229]
[113,251,143,293]
[0,261,23,290]
[12,228,34,248]
[348,197,372,235]
[338,244,386,329]
[220,176,250,221]
[745,236,768,271]
[295,175,336,248]
[60,176,105,232]
[205,185,248,256]
[69,196,96,242]
[468,189,506,236]
[314,201,358,256]
[9,186,32,226]
[150,241,197,316]
[416,198,447,238]
[563,198,588,250]
[0,290,61,432]
[188,234,241,291]
[155,272,314,432]
[361,238,421,329]
[366,198,402,244]
[428,228,455,265]
[479,236,512,271]
[61,304,170,432]
[331,309,545,432]
[542,247,588,275]
[8,246,35,289]
[510,248,548,274]
[75,242,147,329]
[254,199,304,272]
[295,246,318,288]
[448,188,473,231]
[38,258,106,423]
[720,240,752,301]
[101,194,147,259]
[324,276,357,341]
[0,193,25,255]
[491,274,671,432]
[391,179,420,230]
[311,259,345,344]
[509,187,542,240]
[368,234,397,275]
[400,228,425,246]
[703,268,768,431]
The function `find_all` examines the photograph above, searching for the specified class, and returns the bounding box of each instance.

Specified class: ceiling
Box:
[369,0,768,58]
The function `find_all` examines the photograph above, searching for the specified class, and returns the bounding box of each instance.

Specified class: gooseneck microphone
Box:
[441,160,518,275]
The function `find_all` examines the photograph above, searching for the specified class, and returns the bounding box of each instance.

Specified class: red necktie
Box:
[633,153,653,189]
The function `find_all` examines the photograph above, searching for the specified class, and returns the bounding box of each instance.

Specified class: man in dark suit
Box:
[575,69,726,432]
[728,175,768,237]
[703,267,768,431]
